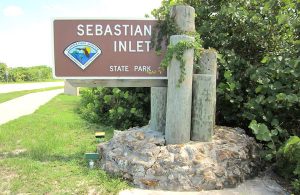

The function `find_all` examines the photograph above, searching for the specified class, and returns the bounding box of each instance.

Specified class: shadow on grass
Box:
[1,150,93,167]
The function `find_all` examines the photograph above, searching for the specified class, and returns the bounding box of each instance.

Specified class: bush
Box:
[0,65,53,82]
[0,63,8,82]
[276,136,300,193]
[79,87,150,130]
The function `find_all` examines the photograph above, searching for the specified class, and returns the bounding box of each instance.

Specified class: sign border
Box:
[52,18,168,80]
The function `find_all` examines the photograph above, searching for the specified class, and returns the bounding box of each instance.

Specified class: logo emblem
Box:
[64,41,101,70]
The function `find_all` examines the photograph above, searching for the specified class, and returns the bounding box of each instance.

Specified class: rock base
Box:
[97,126,262,191]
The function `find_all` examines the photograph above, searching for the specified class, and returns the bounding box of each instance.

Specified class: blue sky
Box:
[0,0,162,67]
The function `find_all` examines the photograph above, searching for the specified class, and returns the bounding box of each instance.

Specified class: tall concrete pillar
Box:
[191,50,217,141]
[165,35,194,144]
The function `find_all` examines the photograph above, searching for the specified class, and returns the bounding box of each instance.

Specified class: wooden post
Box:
[170,5,195,32]
[150,5,195,138]
[64,80,79,96]
[165,35,194,144]
[191,50,217,141]
[164,5,195,144]
[150,87,167,133]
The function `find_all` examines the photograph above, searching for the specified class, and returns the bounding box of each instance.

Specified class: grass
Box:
[0,94,129,194]
[0,86,63,103]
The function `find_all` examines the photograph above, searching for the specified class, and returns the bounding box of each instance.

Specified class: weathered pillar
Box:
[191,50,217,141]
[165,35,195,144]
[151,5,195,139]
[64,80,79,96]
[150,87,167,133]
[170,5,195,32]
[164,5,195,144]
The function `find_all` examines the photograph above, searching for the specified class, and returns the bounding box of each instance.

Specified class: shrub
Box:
[276,136,300,193]
[0,63,8,82]
[0,65,53,82]
[79,87,150,130]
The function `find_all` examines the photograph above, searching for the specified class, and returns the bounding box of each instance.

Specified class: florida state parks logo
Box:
[64,41,101,70]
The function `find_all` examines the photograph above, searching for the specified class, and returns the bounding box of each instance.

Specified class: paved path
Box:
[0,82,64,93]
[120,174,289,195]
[0,89,63,125]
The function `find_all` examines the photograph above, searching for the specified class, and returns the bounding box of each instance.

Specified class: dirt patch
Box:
[0,148,27,159]
[11,148,27,155]
[0,167,18,194]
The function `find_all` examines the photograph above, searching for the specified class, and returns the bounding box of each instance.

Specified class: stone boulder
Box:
[97,126,262,191]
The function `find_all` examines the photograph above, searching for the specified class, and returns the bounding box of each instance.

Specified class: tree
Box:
[0,62,8,82]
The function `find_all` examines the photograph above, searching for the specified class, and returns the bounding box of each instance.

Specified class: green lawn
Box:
[0,94,129,194]
[0,86,63,103]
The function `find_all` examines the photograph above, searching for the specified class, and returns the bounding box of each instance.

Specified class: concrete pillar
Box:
[170,5,195,32]
[64,80,79,96]
[165,35,194,144]
[191,50,217,141]
[150,87,167,133]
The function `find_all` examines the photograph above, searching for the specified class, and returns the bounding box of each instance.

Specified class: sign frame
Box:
[52,18,167,80]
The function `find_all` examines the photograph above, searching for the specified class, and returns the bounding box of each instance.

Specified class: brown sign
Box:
[53,20,166,79]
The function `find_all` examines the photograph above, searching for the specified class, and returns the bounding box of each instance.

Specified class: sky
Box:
[0,0,162,68]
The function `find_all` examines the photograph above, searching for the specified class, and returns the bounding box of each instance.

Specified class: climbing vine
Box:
[151,6,202,86]
[159,34,202,86]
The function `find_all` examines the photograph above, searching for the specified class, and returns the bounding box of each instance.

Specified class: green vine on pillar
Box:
[151,8,202,86]
[160,37,201,86]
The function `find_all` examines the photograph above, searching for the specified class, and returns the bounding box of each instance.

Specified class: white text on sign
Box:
[109,65,152,72]
[77,24,153,53]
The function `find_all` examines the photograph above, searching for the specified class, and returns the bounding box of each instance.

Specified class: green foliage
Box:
[0,62,8,82]
[0,65,53,82]
[153,0,299,192]
[160,39,199,86]
[249,120,287,160]
[276,136,300,193]
[79,87,150,130]
[249,120,273,142]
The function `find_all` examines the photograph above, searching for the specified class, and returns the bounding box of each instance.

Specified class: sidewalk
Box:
[120,175,289,195]
[0,82,64,93]
[0,89,63,125]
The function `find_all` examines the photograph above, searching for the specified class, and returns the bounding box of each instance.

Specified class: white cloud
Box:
[3,5,24,17]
